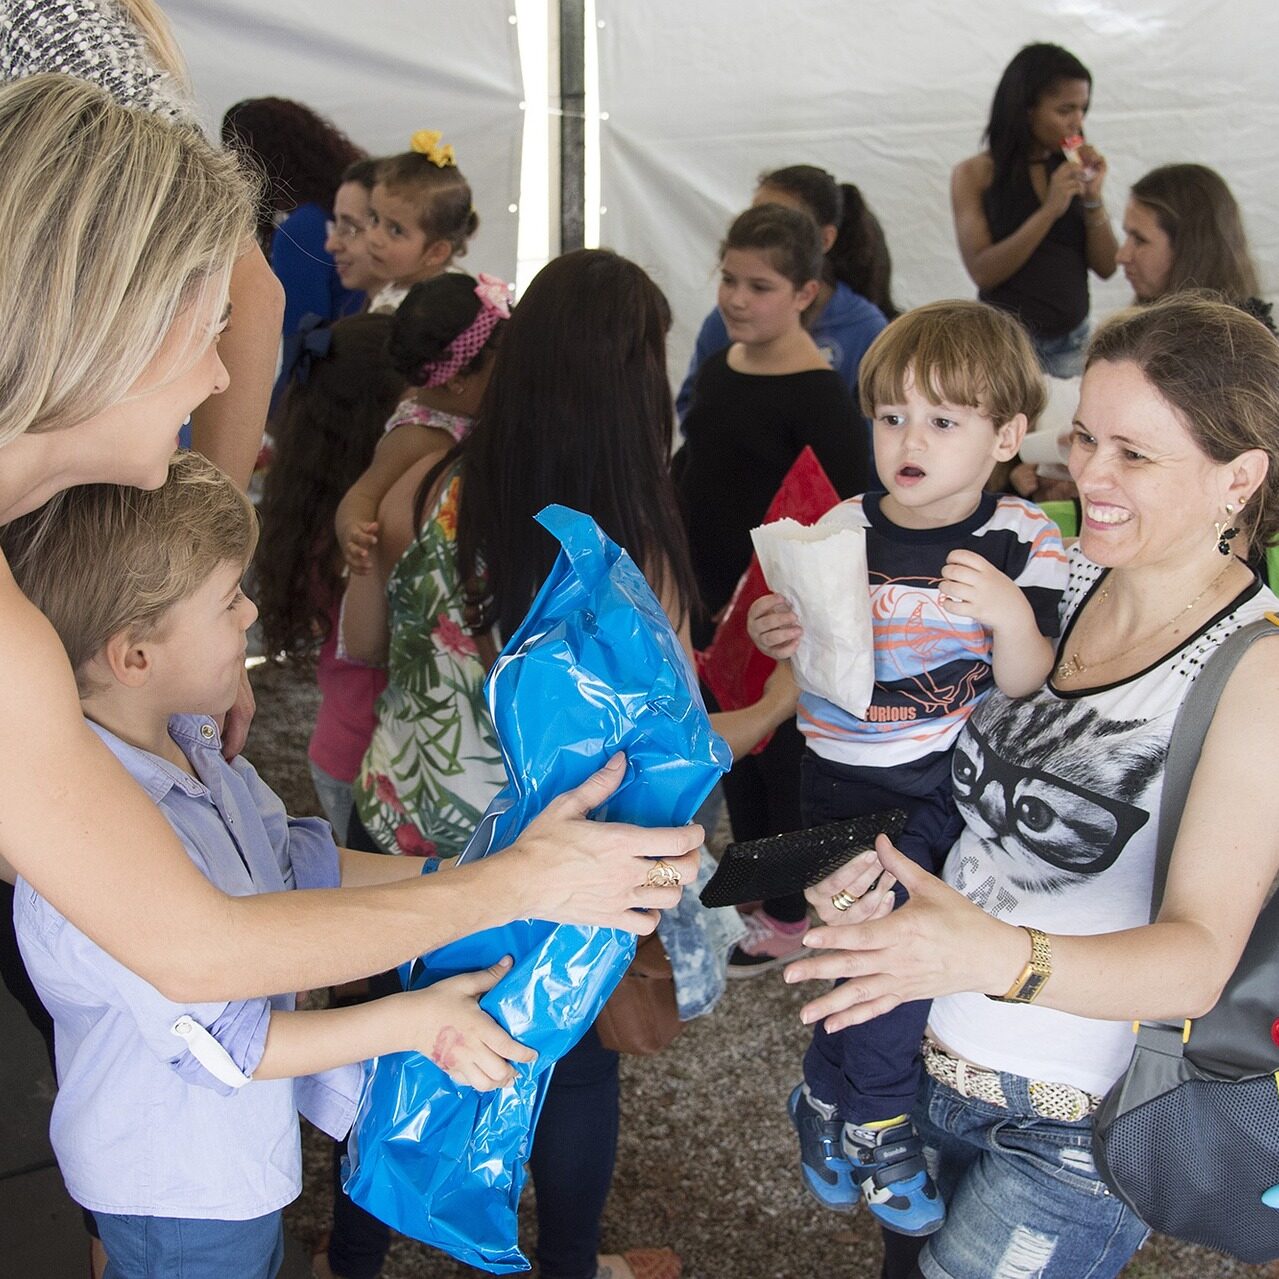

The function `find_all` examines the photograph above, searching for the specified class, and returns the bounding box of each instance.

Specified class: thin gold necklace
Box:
[1055,561,1236,682]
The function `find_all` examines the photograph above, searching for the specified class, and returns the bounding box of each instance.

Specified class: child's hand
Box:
[747,593,803,660]
[341,520,379,575]
[938,551,1031,634]
[404,955,537,1090]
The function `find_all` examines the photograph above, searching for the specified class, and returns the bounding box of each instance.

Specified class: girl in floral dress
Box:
[342,273,511,857]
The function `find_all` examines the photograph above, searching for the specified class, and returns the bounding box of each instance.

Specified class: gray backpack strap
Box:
[1150,615,1279,920]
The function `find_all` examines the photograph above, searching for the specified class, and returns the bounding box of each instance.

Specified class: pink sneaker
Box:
[726,908,808,977]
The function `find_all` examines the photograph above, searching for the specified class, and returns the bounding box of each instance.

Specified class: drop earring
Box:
[1214,501,1242,557]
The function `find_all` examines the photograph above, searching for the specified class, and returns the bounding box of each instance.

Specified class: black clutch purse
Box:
[699,809,907,908]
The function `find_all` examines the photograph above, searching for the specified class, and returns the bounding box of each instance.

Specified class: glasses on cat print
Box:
[325,216,368,241]
[952,720,1150,876]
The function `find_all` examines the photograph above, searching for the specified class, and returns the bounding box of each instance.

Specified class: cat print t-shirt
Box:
[928,547,1277,1095]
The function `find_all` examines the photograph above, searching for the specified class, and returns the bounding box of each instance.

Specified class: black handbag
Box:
[1092,614,1279,1263]
[699,809,906,908]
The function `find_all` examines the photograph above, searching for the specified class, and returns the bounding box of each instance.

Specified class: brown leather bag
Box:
[594,932,683,1056]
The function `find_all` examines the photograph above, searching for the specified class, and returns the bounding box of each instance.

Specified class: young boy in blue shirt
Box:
[748,301,1069,1236]
[5,452,533,1279]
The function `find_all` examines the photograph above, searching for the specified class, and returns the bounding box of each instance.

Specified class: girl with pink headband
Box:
[337,271,511,573]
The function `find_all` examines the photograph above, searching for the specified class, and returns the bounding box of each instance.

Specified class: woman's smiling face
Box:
[1070,359,1225,569]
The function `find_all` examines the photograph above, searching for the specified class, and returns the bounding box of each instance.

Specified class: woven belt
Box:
[921,1040,1101,1122]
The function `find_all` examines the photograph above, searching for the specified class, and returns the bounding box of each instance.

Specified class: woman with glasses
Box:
[221,96,368,335]
[787,295,1279,1279]
[325,158,388,302]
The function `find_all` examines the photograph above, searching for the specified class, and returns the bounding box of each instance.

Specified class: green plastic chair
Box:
[1039,499,1079,541]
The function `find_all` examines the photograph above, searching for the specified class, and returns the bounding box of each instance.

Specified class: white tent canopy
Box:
[170,0,1277,382]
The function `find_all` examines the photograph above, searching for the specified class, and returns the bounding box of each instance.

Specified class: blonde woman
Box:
[0,69,697,1091]
[0,0,279,499]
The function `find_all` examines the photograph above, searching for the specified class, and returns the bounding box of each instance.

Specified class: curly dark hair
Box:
[390,273,506,385]
[221,97,366,247]
[255,313,405,659]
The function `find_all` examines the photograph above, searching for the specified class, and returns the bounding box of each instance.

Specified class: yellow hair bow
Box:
[409,128,456,168]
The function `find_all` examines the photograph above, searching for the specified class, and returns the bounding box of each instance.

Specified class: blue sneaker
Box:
[842,1116,945,1236]
[787,1084,858,1211]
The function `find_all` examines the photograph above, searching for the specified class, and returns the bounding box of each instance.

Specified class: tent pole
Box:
[558,0,585,252]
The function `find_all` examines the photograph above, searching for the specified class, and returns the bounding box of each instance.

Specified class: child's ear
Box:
[992,412,1029,462]
[423,237,453,270]
[102,629,153,689]
[819,223,838,254]
[796,278,821,311]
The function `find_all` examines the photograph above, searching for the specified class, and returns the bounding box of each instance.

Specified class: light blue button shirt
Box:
[13,714,363,1220]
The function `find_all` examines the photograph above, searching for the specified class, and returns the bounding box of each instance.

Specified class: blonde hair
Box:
[1,451,258,690]
[858,300,1047,427]
[0,74,255,446]
[118,0,192,92]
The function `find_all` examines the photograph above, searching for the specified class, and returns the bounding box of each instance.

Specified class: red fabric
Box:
[695,447,840,753]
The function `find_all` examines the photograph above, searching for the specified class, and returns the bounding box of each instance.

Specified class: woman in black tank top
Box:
[950,43,1118,376]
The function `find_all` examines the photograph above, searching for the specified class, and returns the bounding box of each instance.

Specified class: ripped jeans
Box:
[910,1072,1148,1279]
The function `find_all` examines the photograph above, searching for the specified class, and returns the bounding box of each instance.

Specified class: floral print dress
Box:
[353,467,503,857]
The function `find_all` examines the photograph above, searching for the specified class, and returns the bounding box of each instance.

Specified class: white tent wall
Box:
[595,0,1279,392]
[165,0,525,282]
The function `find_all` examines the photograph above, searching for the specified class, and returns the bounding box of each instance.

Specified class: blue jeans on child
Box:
[96,1209,284,1279]
[308,761,353,846]
[800,748,962,1124]
[904,1073,1147,1279]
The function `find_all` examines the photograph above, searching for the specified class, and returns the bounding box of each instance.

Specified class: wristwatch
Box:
[987,926,1052,1004]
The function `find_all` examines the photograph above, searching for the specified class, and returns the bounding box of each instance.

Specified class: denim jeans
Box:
[96,1209,284,1279]
[1033,319,1089,380]
[308,760,353,846]
[529,1026,621,1279]
[911,1072,1148,1279]
[801,749,962,1123]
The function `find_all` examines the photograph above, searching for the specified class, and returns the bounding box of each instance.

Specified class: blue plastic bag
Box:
[343,505,730,1272]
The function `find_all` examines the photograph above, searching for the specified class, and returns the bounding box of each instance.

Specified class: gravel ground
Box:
[247,659,1273,1279]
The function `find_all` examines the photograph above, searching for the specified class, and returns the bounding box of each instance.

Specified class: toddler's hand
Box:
[938,551,1028,634]
[341,520,379,575]
[747,593,803,660]
[406,956,537,1090]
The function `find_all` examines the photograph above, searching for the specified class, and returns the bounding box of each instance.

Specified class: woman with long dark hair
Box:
[343,248,794,1279]
[951,43,1119,376]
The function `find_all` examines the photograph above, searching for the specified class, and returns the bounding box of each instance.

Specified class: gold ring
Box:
[831,889,858,912]
[645,860,681,889]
